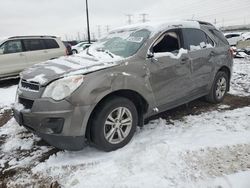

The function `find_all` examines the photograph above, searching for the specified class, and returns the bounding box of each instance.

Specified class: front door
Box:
[146,29,192,111]
[0,40,27,77]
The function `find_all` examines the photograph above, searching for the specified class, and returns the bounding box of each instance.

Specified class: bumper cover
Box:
[13,98,91,151]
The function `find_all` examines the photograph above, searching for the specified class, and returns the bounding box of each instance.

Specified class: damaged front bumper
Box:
[13,97,91,151]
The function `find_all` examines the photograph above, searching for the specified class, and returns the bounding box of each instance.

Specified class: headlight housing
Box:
[42,75,84,101]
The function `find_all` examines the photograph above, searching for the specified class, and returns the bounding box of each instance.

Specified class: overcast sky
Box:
[0,0,249,40]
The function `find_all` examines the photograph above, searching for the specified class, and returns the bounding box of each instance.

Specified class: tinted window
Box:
[0,40,23,54]
[44,39,59,49]
[182,28,213,50]
[153,30,181,53]
[23,39,45,51]
[209,29,229,45]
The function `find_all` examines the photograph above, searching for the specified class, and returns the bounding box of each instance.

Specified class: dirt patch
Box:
[182,144,250,179]
[0,109,12,127]
[147,94,250,122]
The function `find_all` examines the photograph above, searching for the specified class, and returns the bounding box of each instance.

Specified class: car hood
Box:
[20,53,123,86]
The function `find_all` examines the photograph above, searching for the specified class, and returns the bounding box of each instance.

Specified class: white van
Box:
[0,36,66,79]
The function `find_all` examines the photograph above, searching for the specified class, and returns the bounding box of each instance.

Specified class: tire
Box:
[90,97,138,152]
[206,71,229,103]
[72,50,78,54]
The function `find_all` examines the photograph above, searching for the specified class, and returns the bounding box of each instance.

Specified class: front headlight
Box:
[42,75,84,101]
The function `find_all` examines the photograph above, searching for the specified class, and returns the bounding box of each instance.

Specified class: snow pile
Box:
[230,58,250,96]
[31,107,250,188]
[154,48,188,59]
[0,85,17,108]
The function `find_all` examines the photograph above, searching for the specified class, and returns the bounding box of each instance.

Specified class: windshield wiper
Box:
[96,48,114,58]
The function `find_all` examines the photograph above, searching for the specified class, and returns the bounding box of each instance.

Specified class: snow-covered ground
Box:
[0,58,250,187]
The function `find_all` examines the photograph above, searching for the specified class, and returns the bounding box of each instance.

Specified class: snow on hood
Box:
[21,51,123,85]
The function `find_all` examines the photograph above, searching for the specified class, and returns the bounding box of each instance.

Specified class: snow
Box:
[230,58,250,96]
[0,85,17,108]
[112,20,200,37]
[27,74,48,85]
[154,48,188,59]
[31,107,250,188]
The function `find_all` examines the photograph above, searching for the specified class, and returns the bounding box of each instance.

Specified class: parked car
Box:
[235,40,250,58]
[242,32,250,41]
[224,32,243,46]
[13,21,233,151]
[0,36,66,79]
[71,42,91,54]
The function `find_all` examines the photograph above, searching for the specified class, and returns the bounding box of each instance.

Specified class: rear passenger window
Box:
[44,39,59,49]
[182,28,214,50]
[23,39,45,51]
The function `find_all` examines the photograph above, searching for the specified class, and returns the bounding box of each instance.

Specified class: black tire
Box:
[72,49,78,54]
[206,71,229,103]
[90,97,138,152]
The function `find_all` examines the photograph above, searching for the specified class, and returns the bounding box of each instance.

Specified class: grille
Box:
[20,80,40,92]
[19,97,34,109]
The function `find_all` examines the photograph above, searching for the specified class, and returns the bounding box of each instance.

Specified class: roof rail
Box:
[8,35,57,39]
[187,20,214,26]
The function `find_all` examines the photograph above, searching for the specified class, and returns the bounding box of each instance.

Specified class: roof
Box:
[110,20,201,35]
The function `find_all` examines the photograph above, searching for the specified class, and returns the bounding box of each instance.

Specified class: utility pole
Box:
[126,14,133,24]
[97,25,101,39]
[140,13,149,23]
[85,0,91,44]
[106,25,110,33]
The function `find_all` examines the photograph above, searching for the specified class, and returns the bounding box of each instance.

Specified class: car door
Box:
[182,28,215,96]
[0,40,28,77]
[146,29,192,110]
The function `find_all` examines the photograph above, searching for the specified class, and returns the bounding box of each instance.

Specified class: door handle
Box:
[180,57,189,64]
[209,51,216,56]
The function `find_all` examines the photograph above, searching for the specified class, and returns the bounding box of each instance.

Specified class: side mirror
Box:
[200,42,207,49]
[147,52,154,59]
[0,49,4,55]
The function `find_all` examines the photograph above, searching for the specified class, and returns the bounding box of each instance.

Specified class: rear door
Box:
[43,39,64,58]
[182,28,215,96]
[146,29,192,110]
[22,39,49,67]
[0,40,27,77]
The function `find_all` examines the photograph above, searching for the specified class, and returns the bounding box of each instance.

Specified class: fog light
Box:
[41,118,64,134]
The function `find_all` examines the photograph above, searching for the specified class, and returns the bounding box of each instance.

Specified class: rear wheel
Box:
[206,71,229,103]
[90,97,138,151]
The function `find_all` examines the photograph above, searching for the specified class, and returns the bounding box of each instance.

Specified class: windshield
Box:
[89,29,151,58]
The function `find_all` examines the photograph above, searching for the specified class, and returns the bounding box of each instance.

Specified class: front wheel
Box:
[90,97,138,151]
[206,71,229,103]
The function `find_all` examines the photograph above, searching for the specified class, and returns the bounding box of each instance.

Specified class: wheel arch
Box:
[85,89,149,141]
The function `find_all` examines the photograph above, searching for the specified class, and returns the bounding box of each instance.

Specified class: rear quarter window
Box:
[44,39,59,49]
[209,29,229,46]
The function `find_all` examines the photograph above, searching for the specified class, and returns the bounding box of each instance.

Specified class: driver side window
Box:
[1,40,23,54]
[153,30,181,54]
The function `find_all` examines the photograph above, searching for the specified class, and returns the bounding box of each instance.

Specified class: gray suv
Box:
[13,21,233,151]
